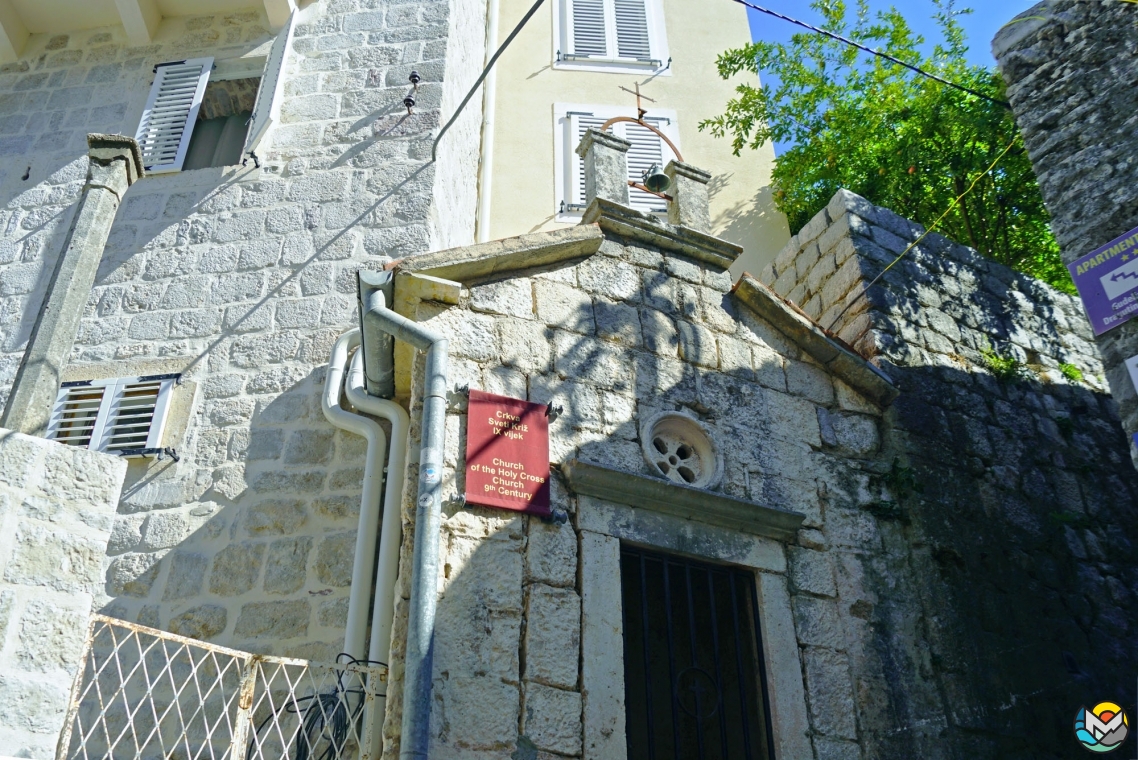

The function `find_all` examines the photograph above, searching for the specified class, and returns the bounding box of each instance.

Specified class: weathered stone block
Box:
[788,547,838,597]
[524,585,580,690]
[522,683,582,756]
[471,277,534,319]
[676,320,718,368]
[168,604,228,641]
[209,542,265,597]
[233,600,310,640]
[162,552,208,601]
[526,520,576,587]
[314,532,356,587]
[534,278,595,334]
[264,537,313,595]
[803,647,858,739]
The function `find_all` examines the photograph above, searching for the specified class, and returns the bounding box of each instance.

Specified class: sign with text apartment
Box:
[464,390,551,516]
[1069,224,1138,335]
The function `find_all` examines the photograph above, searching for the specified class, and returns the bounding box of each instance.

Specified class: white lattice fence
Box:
[56,615,384,760]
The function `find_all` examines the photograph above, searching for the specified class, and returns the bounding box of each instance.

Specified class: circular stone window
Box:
[640,412,723,490]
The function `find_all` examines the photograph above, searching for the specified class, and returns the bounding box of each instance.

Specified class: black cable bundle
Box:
[246,654,387,760]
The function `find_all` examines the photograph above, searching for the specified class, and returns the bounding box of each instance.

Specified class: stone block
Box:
[107,552,163,597]
[471,277,534,319]
[794,597,845,650]
[524,585,580,690]
[245,499,308,536]
[594,297,643,347]
[534,278,595,334]
[522,683,582,756]
[435,676,520,750]
[576,255,641,302]
[526,519,577,587]
[283,429,335,465]
[788,547,838,597]
[499,317,553,374]
[162,552,208,600]
[676,320,718,368]
[315,532,356,587]
[233,600,310,640]
[785,360,835,406]
[168,604,228,641]
[718,333,753,377]
[140,510,192,550]
[264,537,313,595]
[803,647,858,739]
[16,599,86,672]
[623,306,670,361]
[209,542,265,597]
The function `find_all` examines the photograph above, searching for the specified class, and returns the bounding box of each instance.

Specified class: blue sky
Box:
[745,0,1038,68]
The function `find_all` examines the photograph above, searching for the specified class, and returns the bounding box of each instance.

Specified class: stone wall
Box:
[0,0,482,661]
[762,189,1138,757]
[0,430,126,759]
[992,0,1138,460]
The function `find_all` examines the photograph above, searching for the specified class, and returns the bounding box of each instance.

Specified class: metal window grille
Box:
[56,615,384,760]
[620,546,776,760]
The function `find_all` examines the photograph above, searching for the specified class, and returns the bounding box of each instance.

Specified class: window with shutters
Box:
[553,103,680,221]
[554,0,669,73]
[48,375,178,456]
[134,11,295,174]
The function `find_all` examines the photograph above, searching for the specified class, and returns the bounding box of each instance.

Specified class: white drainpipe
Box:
[345,347,409,668]
[321,329,385,661]
[475,0,500,243]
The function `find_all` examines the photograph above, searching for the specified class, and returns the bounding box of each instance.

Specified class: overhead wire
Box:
[729,0,1012,110]
[824,137,1021,333]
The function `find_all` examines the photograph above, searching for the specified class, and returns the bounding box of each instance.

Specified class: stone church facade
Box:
[0,1,1134,759]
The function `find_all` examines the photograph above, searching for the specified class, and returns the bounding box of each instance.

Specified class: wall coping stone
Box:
[559,459,805,541]
[732,274,898,406]
[395,225,604,283]
[581,196,742,271]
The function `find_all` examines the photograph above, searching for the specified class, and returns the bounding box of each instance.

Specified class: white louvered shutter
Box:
[49,384,108,448]
[569,112,608,208]
[103,378,173,453]
[48,376,176,454]
[244,11,296,155]
[569,0,608,57]
[625,118,669,213]
[135,58,213,173]
[614,0,651,59]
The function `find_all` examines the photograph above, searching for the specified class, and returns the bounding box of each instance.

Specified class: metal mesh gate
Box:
[56,614,384,760]
[620,546,776,760]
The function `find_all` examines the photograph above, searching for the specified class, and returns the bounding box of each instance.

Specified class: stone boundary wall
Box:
[0,430,126,759]
[760,189,1138,756]
[759,189,1105,387]
[992,0,1138,454]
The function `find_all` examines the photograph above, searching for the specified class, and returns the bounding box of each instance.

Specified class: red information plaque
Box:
[464,390,551,516]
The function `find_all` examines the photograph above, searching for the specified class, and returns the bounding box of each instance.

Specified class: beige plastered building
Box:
[478,0,790,275]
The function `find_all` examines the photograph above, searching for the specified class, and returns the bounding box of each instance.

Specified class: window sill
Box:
[553,58,671,76]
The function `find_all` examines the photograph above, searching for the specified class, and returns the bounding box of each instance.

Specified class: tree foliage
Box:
[701,0,1072,292]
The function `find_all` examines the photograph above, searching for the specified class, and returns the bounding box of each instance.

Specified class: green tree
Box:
[701,0,1072,292]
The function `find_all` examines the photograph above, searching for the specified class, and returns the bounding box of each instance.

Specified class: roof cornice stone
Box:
[581,197,742,271]
[732,274,898,407]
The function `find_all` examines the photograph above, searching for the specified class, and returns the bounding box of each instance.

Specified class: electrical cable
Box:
[245,653,388,760]
[824,137,1020,333]
[730,0,1012,110]
[431,0,546,161]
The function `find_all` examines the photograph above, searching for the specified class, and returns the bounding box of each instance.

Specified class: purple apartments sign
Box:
[1068,225,1138,335]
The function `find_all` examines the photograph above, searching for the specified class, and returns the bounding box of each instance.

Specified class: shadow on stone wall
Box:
[843,360,1138,759]
[100,370,367,661]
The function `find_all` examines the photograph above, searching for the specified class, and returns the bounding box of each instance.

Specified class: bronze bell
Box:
[642,163,671,194]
